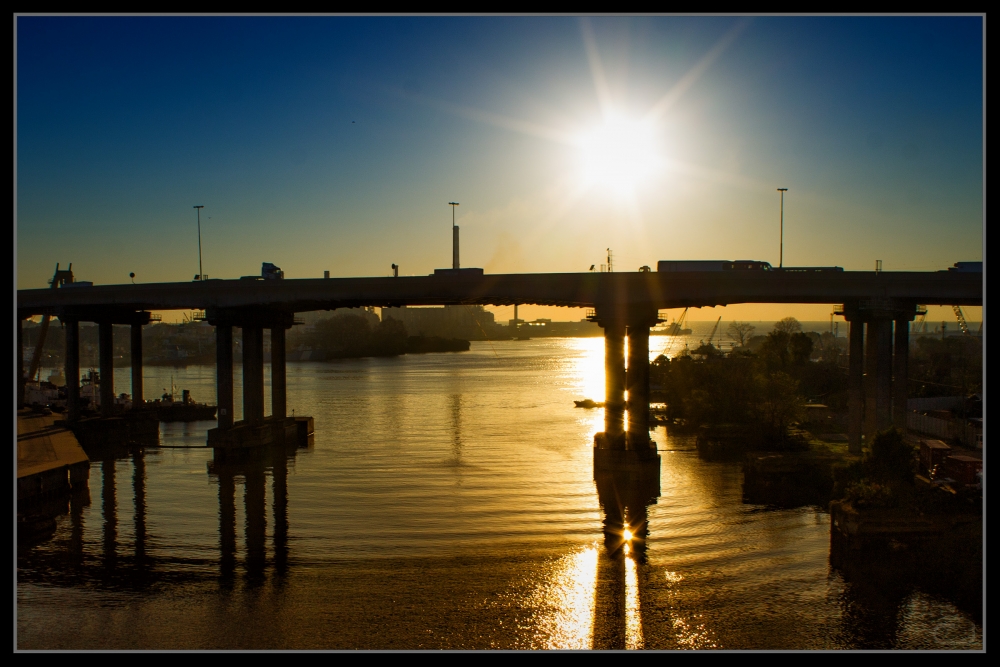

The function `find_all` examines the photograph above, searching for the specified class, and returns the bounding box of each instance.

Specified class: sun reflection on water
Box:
[528,547,599,649]
[625,546,643,650]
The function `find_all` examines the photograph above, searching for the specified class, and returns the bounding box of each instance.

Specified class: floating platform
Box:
[17,410,90,507]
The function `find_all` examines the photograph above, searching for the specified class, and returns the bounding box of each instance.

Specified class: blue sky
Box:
[16,15,983,322]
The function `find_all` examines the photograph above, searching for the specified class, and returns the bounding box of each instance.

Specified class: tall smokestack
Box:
[453,225,460,270]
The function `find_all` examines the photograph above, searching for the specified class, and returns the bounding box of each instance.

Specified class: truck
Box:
[657,260,773,272]
[946,262,982,273]
[262,262,284,279]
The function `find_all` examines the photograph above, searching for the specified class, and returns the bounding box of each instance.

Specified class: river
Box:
[16,338,982,650]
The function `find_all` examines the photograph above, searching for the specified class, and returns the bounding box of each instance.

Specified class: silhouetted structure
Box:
[17,267,980,461]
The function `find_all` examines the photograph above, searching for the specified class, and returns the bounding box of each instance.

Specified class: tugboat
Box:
[149,385,217,422]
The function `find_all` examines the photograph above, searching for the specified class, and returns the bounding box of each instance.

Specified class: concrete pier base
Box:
[594,446,661,469]
[66,416,130,451]
[594,448,661,558]
[207,415,312,452]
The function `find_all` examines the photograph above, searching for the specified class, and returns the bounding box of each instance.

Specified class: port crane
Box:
[914,307,928,334]
[952,305,972,337]
[26,263,75,382]
[705,316,722,350]
[659,307,689,358]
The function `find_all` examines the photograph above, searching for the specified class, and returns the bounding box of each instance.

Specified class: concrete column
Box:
[243,325,265,426]
[864,320,881,441]
[98,321,114,417]
[17,318,24,409]
[216,325,234,430]
[848,320,864,454]
[893,319,910,432]
[130,323,144,409]
[271,326,287,420]
[875,318,893,432]
[65,319,80,421]
[604,321,626,448]
[626,322,651,449]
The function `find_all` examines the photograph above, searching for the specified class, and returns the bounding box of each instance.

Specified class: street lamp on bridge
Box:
[777,188,788,268]
[194,206,205,281]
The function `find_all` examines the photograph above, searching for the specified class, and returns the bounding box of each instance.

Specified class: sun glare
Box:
[577,116,661,192]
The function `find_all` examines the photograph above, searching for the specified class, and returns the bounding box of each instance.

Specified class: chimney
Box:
[453,225,460,270]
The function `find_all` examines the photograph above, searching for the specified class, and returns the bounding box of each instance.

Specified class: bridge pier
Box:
[130,323,144,409]
[56,309,155,450]
[847,320,864,454]
[271,326,287,420]
[242,325,265,426]
[626,309,659,452]
[206,308,303,451]
[876,320,894,434]
[592,304,661,468]
[893,318,910,431]
[216,325,234,430]
[839,300,919,450]
[602,319,627,450]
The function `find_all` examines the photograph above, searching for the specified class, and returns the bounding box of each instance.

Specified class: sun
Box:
[576,115,662,192]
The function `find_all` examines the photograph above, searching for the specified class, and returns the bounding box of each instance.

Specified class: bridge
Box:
[17,268,983,459]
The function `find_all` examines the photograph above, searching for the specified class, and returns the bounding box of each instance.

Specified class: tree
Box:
[755,370,804,441]
[788,332,814,365]
[726,321,756,348]
[773,317,802,335]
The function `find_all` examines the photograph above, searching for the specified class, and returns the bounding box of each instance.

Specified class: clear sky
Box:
[15,15,983,324]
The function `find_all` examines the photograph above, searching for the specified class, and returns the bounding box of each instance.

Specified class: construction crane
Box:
[706,316,722,349]
[26,263,75,382]
[914,306,928,334]
[952,306,971,337]
[660,307,689,358]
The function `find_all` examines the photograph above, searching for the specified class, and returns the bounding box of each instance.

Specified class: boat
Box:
[654,321,692,336]
[148,388,217,422]
[574,399,605,409]
[24,380,59,410]
[79,369,100,408]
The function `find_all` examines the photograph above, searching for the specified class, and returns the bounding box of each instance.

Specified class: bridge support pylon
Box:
[626,308,660,453]
[591,304,661,470]
[838,300,918,452]
[206,308,307,453]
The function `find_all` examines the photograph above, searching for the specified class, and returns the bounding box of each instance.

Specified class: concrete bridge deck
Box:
[15,266,982,463]
[16,269,983,316]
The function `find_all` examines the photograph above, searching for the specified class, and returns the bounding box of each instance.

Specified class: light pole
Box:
[777,188,788,268]
[194,205,205,281]
[449,202,460,270]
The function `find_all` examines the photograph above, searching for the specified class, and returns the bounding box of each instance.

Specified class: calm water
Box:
[17,339,982,650]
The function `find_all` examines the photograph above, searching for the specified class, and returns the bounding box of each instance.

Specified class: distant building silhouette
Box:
[381,305,497,340]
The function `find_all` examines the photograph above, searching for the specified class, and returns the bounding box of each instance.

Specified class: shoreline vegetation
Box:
[651,317,981,621]
[21,312,475,367]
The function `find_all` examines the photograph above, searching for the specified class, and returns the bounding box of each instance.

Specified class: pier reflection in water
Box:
[209,444,294,584]
[17,341,982,650]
